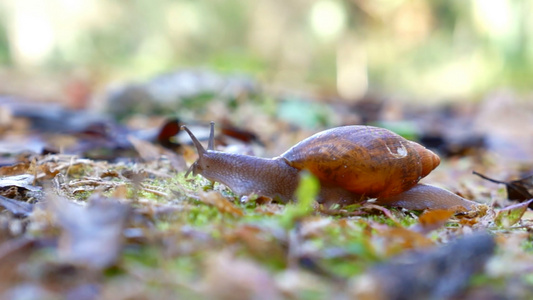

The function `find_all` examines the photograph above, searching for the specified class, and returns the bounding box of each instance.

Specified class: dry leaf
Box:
[201,251,281,300]
[372,226,434,257]
[0,174,42,200]
[351,232,495,300]
[0,195,33,217]
[199,191,244,217]
[224,225,285,261]
[127,135,165,162]
[0,174,40,192]
[494,200,533,228]
[474,171,533,207]
[128,135,186,171]
[50,195,130,270]
[412,209,454,234]
[0,162,31,176]
[220,120,264,146]
[111,184,129,199]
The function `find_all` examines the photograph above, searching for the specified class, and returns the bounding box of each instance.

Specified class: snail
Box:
[181,122,477,211]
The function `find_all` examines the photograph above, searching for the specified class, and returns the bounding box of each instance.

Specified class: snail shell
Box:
[281,126,441,198]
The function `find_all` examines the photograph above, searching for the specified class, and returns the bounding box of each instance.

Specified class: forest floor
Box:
[1,72,533,299]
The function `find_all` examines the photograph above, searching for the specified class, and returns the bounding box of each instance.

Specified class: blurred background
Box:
[0,0,532,103]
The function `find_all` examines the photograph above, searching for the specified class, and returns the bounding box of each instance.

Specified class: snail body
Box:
[182,123,476,210]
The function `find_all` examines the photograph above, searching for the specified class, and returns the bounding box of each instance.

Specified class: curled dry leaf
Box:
[494,199,533,228]
[474,171,533,207]
[49,194,130,270]
[220,120,264,146]
[0,175,43,208]
[0,174,41,193]
[199,191,244,217]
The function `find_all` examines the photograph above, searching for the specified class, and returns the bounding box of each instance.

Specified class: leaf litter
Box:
[1,89,533,299]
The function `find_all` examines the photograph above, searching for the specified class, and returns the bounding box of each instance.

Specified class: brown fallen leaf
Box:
[127,135,186,171]
[154,118,182,149]
[49,194,130,270]
[411,209,454,234]
[220,120,265,146]
[127,135,164,162]
[0,161,31,176]
[199,191,244,217]
[371,226,434,256]
[111,184,129,199]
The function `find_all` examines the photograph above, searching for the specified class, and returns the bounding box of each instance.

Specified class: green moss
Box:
[72,190,94,201]
[186,204,225,227]
[122,246,162,268]
[522,239,533,252]
[469,274,508,292]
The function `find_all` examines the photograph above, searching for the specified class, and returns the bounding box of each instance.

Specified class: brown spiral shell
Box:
[281,126,441,198]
